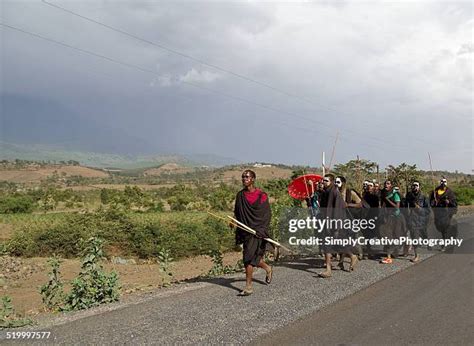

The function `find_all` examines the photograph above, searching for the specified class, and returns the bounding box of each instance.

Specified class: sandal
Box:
[380,257,393,264]
[349,255,358,272]
[318,270,332,278]
[265,267,273,285]
[410,256,420,263]
[238,288,253,296]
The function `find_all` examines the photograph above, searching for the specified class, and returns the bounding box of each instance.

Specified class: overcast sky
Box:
[1,0,472,172]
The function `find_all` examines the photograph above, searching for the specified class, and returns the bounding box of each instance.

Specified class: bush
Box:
[7,210,235,259]
[64,237,120,311]
[0,296,32,328]
[452,187,474,206]
[7,209,132,258]
[40,256,65,311]
[0,196,34,214]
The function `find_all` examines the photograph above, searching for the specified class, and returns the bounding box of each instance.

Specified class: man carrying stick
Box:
[233,169,273,296]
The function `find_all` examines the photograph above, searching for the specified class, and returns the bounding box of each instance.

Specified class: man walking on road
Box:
[430,178,457,250]
[233,169,273,296]
[405,181,431,262]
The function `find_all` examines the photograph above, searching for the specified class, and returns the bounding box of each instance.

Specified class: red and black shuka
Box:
[234,188,272,266]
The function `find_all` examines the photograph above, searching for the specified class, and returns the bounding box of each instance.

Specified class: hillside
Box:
[0,164,109,183]
[0,142,240,168]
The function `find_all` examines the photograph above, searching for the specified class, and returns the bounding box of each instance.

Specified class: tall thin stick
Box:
[227,216,291,252]
[327,131,339,172]
[207,211,291,252]
[322,151,326,176]
[428,152,437,204]
[302,170,310,199]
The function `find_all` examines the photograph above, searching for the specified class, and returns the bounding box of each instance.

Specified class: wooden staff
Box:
[207,211,237,226]
[428,152,437,205]
[227,216,291,253]
[207,212,292,253]
[302,171,310,199]
[327,131,339,172]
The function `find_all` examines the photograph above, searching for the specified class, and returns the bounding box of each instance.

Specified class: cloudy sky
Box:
[1,0,472,172]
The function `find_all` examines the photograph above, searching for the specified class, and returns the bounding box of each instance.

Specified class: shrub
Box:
[157,247,173,286]
[63,237,120,311]
[452,187,474,206]
[0,296,32,328]
[0,196,34,214]
[7,211,236,259]
[40,256,65,311]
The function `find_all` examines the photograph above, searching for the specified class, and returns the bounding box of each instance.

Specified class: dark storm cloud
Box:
[1,0,472,171]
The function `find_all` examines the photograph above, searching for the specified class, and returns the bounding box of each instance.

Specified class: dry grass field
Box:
[0,165,108,183]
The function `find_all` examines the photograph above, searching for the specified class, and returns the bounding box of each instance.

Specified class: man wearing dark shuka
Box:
[379,180,406,264]
[319,174,355,278]
[406,181,430,262]
[429,178,457,250]
[362,182,380,258]
[234,169,273,296]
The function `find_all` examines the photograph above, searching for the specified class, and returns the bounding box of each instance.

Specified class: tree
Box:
[333,159,379,191]
[386,163,422,194]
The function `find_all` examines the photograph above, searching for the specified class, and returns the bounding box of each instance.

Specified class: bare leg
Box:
[411,247,420,263]
[244,264,253,289]
[258,258,273,284]
[320,253,332,277]
[257,258,271,274]
[349,253,358,271]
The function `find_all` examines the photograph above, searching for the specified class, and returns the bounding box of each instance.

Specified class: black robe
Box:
[430,186,457,235]
[234,189,271,266]
[320,185,352,253]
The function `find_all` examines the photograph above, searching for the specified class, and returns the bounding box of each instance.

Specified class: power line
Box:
[0,23,331,131]
[40,0,439,149]
[0,22,421,154]
[40,0,336,112]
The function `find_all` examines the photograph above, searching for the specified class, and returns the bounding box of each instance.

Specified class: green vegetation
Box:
[0,296,32,329]
[39,238,120,312]
[40,256,65,312]
[452,186,474,206]
[6,208,235,259]
[64,237,120,311]
[157,247,173,286]
[0,195,35,214]
[207,250,243,277]
[0,159,472,261]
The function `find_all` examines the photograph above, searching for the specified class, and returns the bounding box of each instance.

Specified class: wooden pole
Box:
[328,131,339,172]
[428,152,437,204]
[322,152,326,176]
[356,155,361,190]
[227,216,291,252]
[206,211,291,253]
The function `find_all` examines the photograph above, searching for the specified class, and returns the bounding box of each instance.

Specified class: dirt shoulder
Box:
[0,252,241,317]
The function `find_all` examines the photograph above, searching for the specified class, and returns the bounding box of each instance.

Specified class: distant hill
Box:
[0,142,240,169]
[0,164,108,183]
[1,93,152,155]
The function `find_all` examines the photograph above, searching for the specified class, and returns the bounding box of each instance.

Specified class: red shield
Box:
[288,174,323,200]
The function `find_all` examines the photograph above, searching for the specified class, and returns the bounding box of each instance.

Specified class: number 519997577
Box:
[6,331,51,339]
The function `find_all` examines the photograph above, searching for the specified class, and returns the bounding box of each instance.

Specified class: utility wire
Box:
[40,0,439,149]
[0,22,420,153]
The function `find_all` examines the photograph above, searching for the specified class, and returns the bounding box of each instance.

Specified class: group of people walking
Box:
[232,169,458,295]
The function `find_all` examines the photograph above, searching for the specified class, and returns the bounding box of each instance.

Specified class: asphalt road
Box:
[1,215,472,345]
[254,216,474,345]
